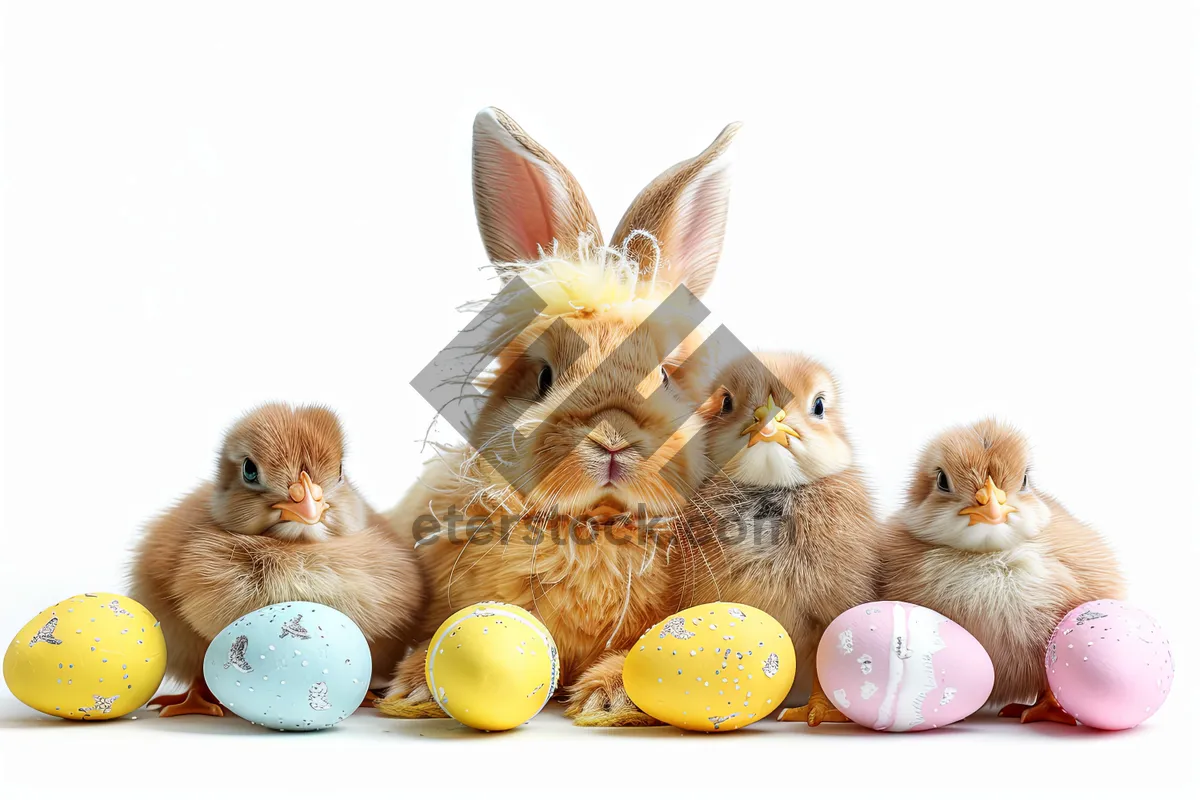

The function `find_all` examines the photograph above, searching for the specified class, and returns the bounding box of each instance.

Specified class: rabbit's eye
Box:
[537,364,554,398]
[720,391,734,415]
[935,469,951,493]
[811,395,825,418]
[660,366,670,388]
[242,458,259,485]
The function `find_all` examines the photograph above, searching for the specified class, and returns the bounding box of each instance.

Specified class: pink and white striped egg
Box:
[1046,599,1173,730]
[816,601,994,732]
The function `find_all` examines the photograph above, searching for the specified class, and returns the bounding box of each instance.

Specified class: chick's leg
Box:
[999,687,1076,726]
[150,679,223,718]
[777,672,851,726]
[130,573,221,717]
[565,651,663,727]
[376,641,449,719]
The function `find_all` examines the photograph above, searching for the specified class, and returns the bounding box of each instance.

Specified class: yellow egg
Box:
[3,592,167,721]
[623,602,796,732]
[425,602,559,731]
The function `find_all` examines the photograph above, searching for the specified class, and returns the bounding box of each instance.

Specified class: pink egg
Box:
[816,601,994,732]
[1046,599,1173,730]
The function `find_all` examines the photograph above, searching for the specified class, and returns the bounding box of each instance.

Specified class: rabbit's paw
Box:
[564,652,663,727]
[376,644,448,719]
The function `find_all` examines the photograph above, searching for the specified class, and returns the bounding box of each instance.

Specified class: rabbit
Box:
[378,107,740,726]
[129,403,427,716]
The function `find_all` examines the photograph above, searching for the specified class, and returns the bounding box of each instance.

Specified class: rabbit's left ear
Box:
[610,122,741,299]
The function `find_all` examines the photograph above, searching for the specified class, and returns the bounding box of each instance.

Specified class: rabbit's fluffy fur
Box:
[379,108,740,726]
[882,419,1124,721]
[383,243,717,726]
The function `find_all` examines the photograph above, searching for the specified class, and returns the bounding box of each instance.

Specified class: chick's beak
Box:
[740,394,800,448]
[958,476,1016,526]
[272,471,330,525]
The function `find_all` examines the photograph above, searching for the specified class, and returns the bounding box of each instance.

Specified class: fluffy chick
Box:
[882,418,1124,724]
[129,403,426,716]
[684,352,883,726]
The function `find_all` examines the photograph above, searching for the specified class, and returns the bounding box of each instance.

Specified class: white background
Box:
[2,1,1197,796]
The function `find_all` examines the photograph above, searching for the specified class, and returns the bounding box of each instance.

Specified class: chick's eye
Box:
[537,364,553,398]
[811,396,825,418]
[1021,471,1029,491]
[242,458,259,485]
[660,366,670,388]
[936,469,951,493]
[720,391,734,415]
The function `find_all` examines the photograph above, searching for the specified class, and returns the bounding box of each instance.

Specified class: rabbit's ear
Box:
[473,107,601,264]
[610,123,741,299]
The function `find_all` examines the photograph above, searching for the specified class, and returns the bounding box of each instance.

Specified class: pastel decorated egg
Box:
[816,601,994,732]
[203,602,370,731]
[3,592,167,721]
[1046,599,1173,730]
[425,602,559,731]
[623,602,796,732]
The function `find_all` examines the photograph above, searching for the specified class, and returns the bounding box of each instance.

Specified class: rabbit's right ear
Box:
[473,108,601,264]
[610,123,741,299]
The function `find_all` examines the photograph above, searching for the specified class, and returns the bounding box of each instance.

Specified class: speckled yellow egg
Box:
[425,602,559,731]
[3,592,167,721]
[624,602,796,732]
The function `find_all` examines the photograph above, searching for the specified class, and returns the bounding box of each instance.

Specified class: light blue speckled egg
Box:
[203,602,371,731]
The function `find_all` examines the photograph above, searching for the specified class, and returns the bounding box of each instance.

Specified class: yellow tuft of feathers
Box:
[495,232,674,323]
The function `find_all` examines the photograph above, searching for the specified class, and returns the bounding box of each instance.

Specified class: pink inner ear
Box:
[476,113,585,263]
[650,158,731,299]
[511,158,554,260]
[674,175,726,266]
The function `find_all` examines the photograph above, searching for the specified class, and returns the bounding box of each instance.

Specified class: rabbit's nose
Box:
[586,429,630,454]
[586,418,632,454]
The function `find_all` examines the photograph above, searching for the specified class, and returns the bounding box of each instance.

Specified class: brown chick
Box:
[684,352,884,726]
[129,403,426,717]
[882,418,1125,724]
